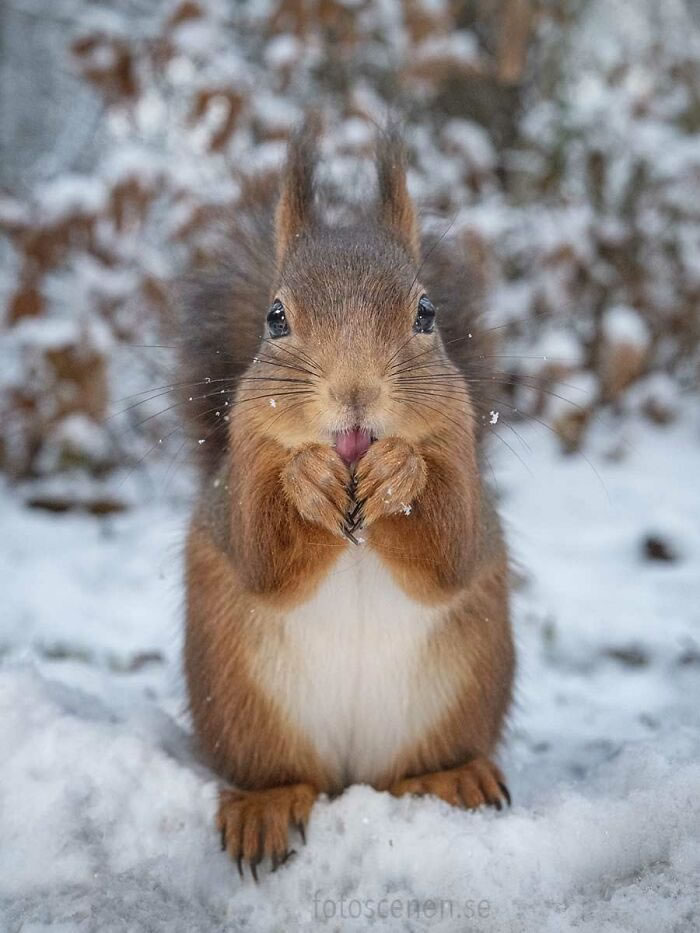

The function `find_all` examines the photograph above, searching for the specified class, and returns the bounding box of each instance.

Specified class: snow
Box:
[442,119,496,173]
[264,35,302,70]
[414,31,480,67]
[253,94,301,133]
[37,415,111,473]
[2,407,699,930]
[545,371,599,419]
[602,305,651,350]
[34,175,106,225]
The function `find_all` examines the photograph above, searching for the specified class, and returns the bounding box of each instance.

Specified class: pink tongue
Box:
[335,428,372,465]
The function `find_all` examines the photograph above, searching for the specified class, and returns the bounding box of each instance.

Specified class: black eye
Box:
[414,295,436,334]
[266,299,289,338]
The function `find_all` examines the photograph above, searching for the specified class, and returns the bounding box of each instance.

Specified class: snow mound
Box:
[1,666,699,932]
[2,414,700,931]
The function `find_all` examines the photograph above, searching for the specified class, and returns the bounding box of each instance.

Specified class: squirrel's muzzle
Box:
[329,383,381,411]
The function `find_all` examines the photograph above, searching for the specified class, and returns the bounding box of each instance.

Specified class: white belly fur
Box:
[252,548,456,785]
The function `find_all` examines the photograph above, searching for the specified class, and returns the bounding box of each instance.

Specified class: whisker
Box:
[472,393,609,499]
[235,389,313,406]
[383,332,419,375]
[391,394,470,436]
[394,369,586,412]
[116,423,185,489]
[163,414,232,492]
[249,353,318,377]
[482,422,533,475]
[406,211,458,298]
[117,343,179,349]
[394,391,532,474]
[394,398,434,432]
[388,328,499,376]
[261,338,324,376]
[389,343,441,375]
[393,387,530,453]
[259,397,309,434]
[128,391,234,430]
[111,375,239,409]
[238,375,315,385]
[110,353,316,417]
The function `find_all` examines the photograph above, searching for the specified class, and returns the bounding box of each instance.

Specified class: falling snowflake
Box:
[489,410,499,425]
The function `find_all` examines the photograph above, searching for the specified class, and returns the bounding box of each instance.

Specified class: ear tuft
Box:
[376,129,420,262]
[275,118,320,263]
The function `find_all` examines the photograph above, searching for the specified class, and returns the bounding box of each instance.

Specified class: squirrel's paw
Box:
[218,782,317,880]
[389,757,510,811]
[353,437,427,527]
[282,444,352,538]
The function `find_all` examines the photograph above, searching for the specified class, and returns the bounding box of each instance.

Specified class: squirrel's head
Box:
[238,124,472,463]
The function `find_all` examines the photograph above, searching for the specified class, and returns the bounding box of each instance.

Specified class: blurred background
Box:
[1,0,699,511]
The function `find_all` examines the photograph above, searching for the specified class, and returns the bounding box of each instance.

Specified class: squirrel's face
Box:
[249,230,454,460]
[235,126,474,463]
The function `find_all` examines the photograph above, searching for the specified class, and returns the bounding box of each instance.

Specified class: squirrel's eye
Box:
[414,295,436,334]
[266,299,289,338]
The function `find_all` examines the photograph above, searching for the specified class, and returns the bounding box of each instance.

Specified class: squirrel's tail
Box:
[175,174,276,475]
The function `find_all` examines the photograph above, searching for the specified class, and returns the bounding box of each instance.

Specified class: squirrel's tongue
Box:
[334,428,372,465]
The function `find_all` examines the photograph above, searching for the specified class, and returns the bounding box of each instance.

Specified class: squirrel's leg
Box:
[206,431,352,603]
[218,783,318,880]
[354,435,485,600]
[354,436,513,810]
[186,523,331,875]
[389,757,510,810]
[189,435,354,875]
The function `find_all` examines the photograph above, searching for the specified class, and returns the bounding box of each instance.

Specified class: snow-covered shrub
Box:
[1,0,698,485]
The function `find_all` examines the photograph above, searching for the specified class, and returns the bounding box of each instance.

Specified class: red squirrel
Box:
[179,125,514,877]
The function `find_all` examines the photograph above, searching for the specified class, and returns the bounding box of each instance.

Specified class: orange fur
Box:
[182,125,515,877]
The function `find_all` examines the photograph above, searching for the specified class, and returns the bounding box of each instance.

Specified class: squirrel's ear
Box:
[275,121,318,263]
[376,130,420,262]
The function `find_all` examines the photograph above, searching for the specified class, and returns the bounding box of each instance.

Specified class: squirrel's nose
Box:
[330,383,381,410]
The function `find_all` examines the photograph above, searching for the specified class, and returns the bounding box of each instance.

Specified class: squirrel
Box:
[179,124,515,878]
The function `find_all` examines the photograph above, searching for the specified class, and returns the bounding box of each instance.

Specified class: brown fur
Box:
[180,123,515,876]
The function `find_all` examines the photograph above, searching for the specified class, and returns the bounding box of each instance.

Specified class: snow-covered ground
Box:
[2,408,699,932]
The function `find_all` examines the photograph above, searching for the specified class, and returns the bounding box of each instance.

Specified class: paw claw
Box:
[390,757,509,815]
[343,525,360,545]
[347,500,364,524]
[217,783,317,878]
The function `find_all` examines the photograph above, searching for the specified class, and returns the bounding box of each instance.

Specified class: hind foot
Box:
[389,757,510,811]
[218,782,317,880]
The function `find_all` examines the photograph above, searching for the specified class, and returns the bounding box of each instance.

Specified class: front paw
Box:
[282,444,352,538]
[353,437,427,527]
